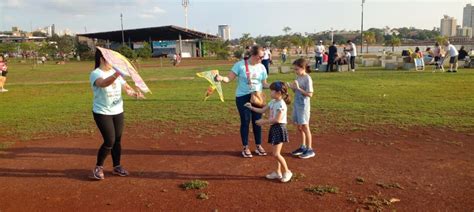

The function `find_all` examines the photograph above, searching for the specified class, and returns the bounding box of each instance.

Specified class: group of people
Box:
[415,41,466,72]
[89,45,315,183]
[0,54,9,92]
[314,40,357,72]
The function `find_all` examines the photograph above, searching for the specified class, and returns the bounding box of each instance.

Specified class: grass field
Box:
[0,58,473,141]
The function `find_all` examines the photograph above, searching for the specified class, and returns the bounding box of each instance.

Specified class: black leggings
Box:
[93,112,124,167]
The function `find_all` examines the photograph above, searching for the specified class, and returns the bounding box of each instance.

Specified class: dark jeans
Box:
[236,94,262,147]
[262,59,270,74]
[93,112,124,167]
[327,58,335,72]
[315,56,323,69]
[350,56,356,70]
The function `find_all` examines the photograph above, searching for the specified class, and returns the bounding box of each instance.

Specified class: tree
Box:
[0,43,18,54]
[435,36,448,45]
[363,31,376,53]
[136,42,152,59]
[38,41,58,58]
[301,37,314,55]
[57,35,75,61]
[283,26,292,35]
[239,33,254,48]
[117,45,137,60]
[202,39,230,59]
[75,42,92,60]
[385,36,401,52]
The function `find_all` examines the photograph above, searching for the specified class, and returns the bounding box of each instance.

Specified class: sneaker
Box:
[291,145,307,156]
[351,69,355,72]
[281,171,293,183]
[255,145,267,156]
[112,165,129,176]
[241,147,253,158]
[0,88,7,92]
[453,70,457,73]
[447,70,452,72]
[299,149,316,159]
[91,166,104,180]
[265,171,282,180]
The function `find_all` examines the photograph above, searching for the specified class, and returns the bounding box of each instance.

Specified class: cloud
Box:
[5,0,23,8]
[139,6,166,19]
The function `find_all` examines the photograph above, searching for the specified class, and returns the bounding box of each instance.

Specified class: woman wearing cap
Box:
[215,45,269,158]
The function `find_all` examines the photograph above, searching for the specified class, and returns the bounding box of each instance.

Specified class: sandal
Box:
[255,145,267,156]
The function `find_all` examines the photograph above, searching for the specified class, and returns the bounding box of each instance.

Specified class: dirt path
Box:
[0,127,473,211]
[7,77,195,86]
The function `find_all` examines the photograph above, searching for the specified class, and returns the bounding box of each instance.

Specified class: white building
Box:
[457,26,473,38]
[440,15,457,37]
[218,25,231,41]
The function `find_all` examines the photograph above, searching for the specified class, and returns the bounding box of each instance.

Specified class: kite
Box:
[196,70,224,102]
[96,46,151,94]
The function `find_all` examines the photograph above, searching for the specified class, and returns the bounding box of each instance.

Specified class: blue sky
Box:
[0,0,470,38]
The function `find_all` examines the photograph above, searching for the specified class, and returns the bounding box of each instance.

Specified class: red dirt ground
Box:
[0,126,473,211]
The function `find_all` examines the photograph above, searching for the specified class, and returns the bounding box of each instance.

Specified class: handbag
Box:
[245,59,266,108]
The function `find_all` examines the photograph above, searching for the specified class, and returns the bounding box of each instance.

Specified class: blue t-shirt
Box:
[231,60,268,97]
[90,68,126,115]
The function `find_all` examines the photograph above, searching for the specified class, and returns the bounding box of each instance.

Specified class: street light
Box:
[182,0,189,29]
[121,13,125,46]
[360,0,365,54]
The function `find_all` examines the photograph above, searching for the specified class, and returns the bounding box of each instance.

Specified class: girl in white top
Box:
[245,81,293,183]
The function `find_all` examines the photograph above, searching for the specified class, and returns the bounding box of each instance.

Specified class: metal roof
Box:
[77,25,219,42]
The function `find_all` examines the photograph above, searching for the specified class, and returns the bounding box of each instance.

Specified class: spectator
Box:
[327,42,338,72]
[314,40,325,70]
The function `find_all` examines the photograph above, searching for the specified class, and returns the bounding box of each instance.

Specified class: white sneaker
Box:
[265,171,282,180]
[0,89,7,92]
[281,171,293,183]
[351,69,355,72]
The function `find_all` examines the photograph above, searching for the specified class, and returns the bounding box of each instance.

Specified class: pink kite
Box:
[96,46,151,94]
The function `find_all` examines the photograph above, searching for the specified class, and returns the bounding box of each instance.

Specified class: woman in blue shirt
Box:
[216,46,269,158]
[89,49,144,180]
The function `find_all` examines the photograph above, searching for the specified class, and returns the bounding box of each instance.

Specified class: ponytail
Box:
[270,81,291,104]
[305,65,311,73]
[283,92,291,104]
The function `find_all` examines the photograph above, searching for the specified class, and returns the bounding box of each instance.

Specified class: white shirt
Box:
[263,49,271,60]
[268,99,287,124]
[315,45,325,57]
[349,43,357,57]
[447,44,458,57]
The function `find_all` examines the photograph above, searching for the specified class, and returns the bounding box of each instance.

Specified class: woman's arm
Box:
[215,71,237,83]
[244,103,268,114]
[94,71,121,88]
[262,79,270,89]
[123,83,145,99]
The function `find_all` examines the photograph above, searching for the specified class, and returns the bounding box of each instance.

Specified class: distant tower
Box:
[182,0,189,29]
[51,24,56,36]
[218,25,231,41]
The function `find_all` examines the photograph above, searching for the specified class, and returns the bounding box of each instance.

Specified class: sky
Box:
[0,0,471,38]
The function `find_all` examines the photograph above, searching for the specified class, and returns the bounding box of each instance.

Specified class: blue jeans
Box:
[315,56,323,69]
[236,94,262,147]
[262,59,270,74]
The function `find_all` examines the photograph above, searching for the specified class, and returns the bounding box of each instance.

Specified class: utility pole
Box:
[182,0,189,29]
[121,13,125,46]
[360,0,365,54]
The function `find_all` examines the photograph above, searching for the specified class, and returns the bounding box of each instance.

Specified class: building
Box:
[440,15,457,37]
[463,4,474,29]
[457,26,473,38]
[218,25,231,41]
[78,25,218,58]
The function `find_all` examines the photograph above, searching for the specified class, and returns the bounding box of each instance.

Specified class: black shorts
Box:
[449,56,458,64]
[434,56,440,62]
[268,124,289,145]
[1,71,7,77]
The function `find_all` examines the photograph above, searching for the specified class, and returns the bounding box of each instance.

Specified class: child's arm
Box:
[256,110,282,126]
[244,103,268,114]
[293,80,313,97]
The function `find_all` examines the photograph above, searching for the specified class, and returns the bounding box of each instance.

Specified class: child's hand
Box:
[135,90,146,100]
[214,75,222,82]
[255,119,265,126]
[244,102,252,109]
[294,80,300,89]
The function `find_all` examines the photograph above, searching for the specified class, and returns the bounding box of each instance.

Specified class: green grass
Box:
[0,59,473,140]
[304,185,339,196]
[180,180,209,190]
